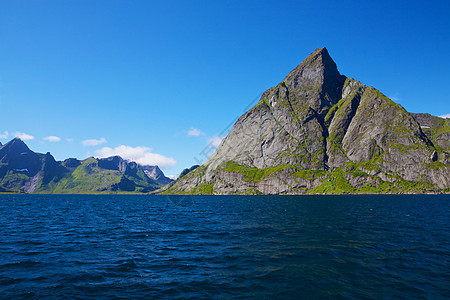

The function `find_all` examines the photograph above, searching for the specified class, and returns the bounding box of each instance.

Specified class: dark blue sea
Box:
[0,194,449,299]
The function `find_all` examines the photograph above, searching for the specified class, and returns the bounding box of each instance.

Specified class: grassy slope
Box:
[47,158,122,194]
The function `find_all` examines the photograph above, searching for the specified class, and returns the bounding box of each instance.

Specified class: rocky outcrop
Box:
[410,113,450,159]
[98,156,129,172]
[141,165,173,186]
[163,48,449,194]
[62,158,82,171]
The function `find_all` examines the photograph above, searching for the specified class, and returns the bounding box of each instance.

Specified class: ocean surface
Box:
[0,194,449,299]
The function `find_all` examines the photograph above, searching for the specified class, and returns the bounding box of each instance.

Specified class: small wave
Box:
[0,259,42,269]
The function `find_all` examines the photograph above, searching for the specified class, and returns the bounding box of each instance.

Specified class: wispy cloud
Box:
[439,113,450,119]
[388,93,401,102]
[95,145,176,169]
[207,135,223,148]
[43,136,61,142]
[187,127,204,136]
[15,132,34,140]
[82,137,107,147]
[0,131,8,139]
[66,138,74,142]
[389,96,400,102]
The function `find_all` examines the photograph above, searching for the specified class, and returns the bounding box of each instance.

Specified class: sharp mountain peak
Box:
[1,137,31,153]
[285,47,339,77]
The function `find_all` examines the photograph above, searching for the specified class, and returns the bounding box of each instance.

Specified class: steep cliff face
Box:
[163,48,449,194]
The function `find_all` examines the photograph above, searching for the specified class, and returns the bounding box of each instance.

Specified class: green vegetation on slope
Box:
[1,171,29,191]
[307,168,355,194]
[221,161,290,182]
[307,166,439,194]
[164,158,446,195]
[48,158,122,193]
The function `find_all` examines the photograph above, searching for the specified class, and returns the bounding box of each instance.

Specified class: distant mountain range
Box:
[162,47,449,194]
[0,138,173,193]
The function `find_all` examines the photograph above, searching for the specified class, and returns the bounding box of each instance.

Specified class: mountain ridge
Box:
[0,138,173,193]
[162,47,449,194]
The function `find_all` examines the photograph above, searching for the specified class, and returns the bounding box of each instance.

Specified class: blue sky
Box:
[1,0,449,177]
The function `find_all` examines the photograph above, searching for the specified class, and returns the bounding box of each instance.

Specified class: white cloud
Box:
[188,127,204,136]
[388,93,400,102]
[66,138,74,142]
[15,132,34,140]
[95,145,176,169]
[82,137,107,147]
[439,113,450,119]
[207,135,223,148]
[43,136,61,142]
[0,131,8,139]
[389,96,400,102]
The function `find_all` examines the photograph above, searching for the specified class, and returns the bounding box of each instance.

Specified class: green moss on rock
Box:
[221,161,290,182]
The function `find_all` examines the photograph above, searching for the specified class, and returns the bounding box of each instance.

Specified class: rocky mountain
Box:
[0,138,67,193]
[0,138,173,193]
[162,47,449,194]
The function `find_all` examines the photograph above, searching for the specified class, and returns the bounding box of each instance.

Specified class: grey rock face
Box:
[98,156,129,172]
[164,48,449,194]
[62,158,82,171]
[142,165,173,186]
